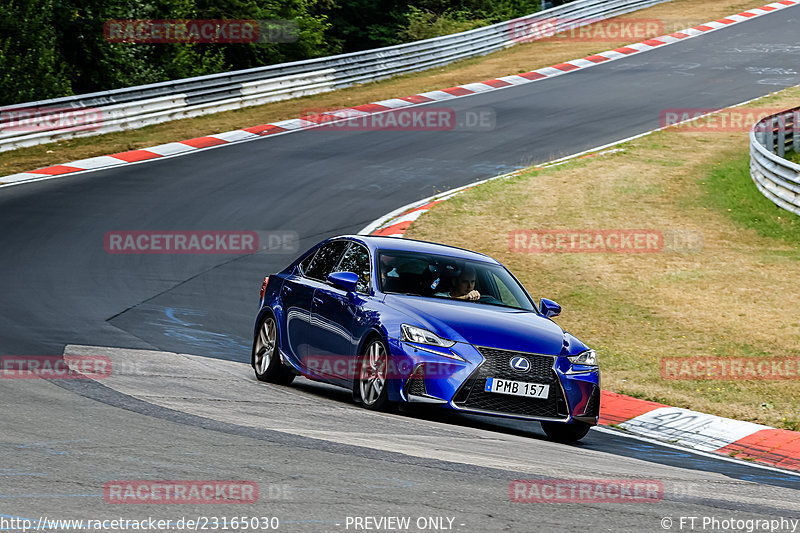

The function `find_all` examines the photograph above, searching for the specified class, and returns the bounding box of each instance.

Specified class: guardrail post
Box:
[794,110,800,154]
[777,114,787,158]
[765,118,774,152]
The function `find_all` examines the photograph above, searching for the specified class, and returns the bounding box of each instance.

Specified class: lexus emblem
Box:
[509,356,531,373]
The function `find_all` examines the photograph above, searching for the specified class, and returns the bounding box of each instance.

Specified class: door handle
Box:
[313,296,324,305]
[283,285,293,293]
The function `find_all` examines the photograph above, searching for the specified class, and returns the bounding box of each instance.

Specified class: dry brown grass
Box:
[406,86,800,429]
[0,0,770,177]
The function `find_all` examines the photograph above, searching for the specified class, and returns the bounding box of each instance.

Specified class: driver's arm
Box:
[455,290,481,301]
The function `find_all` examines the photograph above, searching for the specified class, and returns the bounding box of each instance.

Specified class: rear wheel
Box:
[357,338,391,410]
[541,421,591,442]
[253,315,294,385]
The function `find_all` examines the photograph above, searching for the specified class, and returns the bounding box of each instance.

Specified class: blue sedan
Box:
[252,235,600,442]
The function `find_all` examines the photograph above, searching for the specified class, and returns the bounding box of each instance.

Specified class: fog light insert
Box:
[407,363,427,397]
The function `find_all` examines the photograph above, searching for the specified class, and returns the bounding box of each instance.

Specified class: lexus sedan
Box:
[252,235,600,442]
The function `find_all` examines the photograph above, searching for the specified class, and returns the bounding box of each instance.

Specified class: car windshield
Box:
[377,250,536,311]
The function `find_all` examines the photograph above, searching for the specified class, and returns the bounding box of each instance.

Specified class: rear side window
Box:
[334,243,371,293]
[304,240,349,281]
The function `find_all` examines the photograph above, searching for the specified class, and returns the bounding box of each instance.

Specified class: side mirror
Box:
[328,271,359,293]
[540,298,561,318]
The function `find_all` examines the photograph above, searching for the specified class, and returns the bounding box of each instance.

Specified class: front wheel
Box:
[253,315,294,385]
[357,338,391,410]
[540,421,591,442]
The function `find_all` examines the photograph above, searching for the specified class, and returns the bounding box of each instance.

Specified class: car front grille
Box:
[452,346,566,419]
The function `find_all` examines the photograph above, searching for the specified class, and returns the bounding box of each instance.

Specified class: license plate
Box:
[484,378,549,399]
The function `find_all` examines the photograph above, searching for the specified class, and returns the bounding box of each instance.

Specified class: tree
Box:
[1,0,332,105]
[0,0,72,104]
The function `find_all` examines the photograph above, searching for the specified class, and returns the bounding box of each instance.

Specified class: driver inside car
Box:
[435,265,481,301]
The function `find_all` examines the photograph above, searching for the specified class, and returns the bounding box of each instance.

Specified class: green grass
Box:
[702,151,800,244]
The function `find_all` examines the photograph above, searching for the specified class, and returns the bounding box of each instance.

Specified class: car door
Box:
[278,275,314,368]
[280,240,348,368]
[308,241,372,385]
[297,240,351,376]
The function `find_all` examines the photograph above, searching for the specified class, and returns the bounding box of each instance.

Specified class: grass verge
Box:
[405,85,800,430]
[705,151,800,242]
[0,0,771,177]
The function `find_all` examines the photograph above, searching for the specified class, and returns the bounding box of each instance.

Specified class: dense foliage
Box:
[328,0,542,50]
[1,0,553,105]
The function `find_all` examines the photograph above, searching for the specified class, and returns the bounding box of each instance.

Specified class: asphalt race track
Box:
[1,6,799,531]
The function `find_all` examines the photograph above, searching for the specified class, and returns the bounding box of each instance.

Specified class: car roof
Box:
[337,235,500,264]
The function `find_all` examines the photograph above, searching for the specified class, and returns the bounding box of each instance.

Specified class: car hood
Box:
[384,294,573,355]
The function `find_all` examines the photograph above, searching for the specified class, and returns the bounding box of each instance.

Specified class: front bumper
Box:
[388,339,600,425]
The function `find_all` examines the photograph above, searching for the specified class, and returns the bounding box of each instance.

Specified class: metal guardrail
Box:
[0,0,668,151]
[750,107,800,216]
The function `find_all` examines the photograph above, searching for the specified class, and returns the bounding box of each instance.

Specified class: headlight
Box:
[401,324,456,348]
[567,349,598,366]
